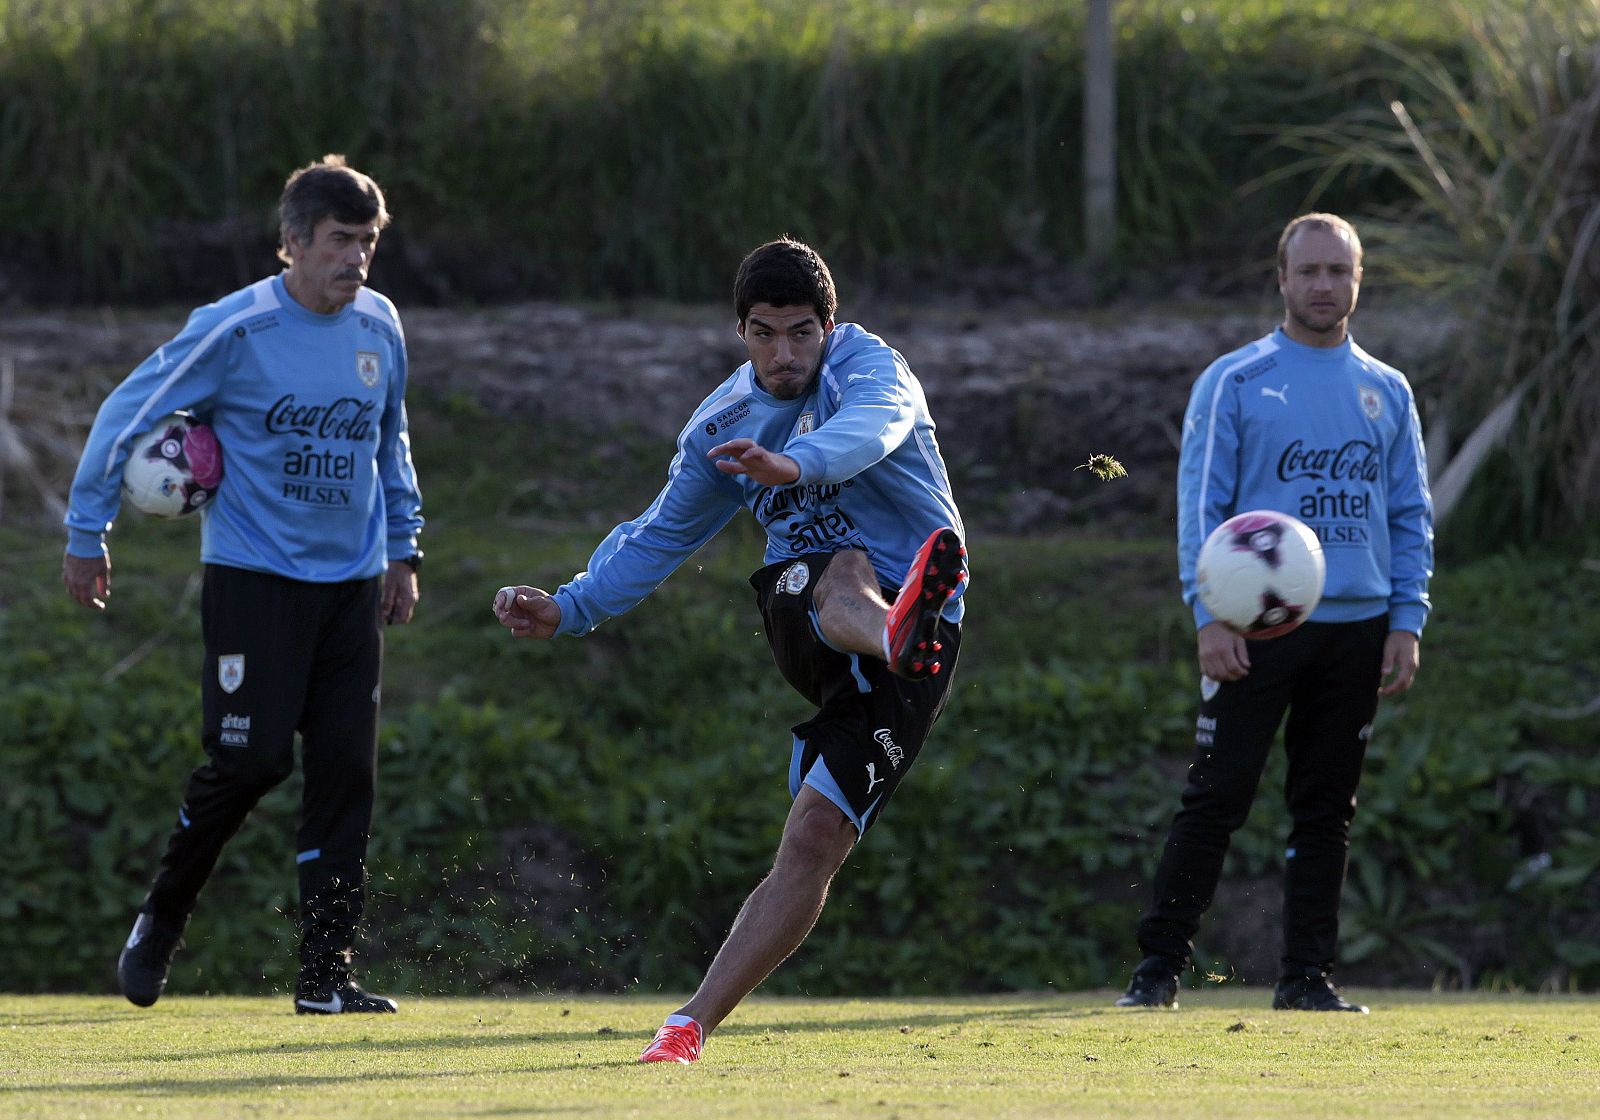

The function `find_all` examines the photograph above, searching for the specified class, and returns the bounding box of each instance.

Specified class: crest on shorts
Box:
[1200,674,1220,702]
[218,654,245,694]
[1359,385,1382,420]
[357,351,381,387]
[797,412,814,435]
[779,561,811,595]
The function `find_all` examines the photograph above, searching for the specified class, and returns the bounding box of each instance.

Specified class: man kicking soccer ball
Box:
[492,237,968,1064]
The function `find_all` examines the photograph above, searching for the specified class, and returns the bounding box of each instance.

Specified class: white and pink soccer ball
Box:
[1196,510,1325,640]
[121,412,224,518]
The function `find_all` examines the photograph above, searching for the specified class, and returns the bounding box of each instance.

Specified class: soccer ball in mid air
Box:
[1196,510,1324,639]
[121,412,224,518]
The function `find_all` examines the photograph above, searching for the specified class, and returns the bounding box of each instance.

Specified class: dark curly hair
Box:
[733,237,838,325]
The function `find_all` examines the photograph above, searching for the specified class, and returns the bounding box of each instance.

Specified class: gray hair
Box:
[276,154,390,265]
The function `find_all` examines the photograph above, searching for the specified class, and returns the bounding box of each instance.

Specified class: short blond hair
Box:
[1277,212,1363,273]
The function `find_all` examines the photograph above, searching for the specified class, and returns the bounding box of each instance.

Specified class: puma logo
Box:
[865,763,885,793]
[1261,384,1289,405]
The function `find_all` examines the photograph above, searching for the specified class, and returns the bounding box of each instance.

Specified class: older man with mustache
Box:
[64,155,424,1016]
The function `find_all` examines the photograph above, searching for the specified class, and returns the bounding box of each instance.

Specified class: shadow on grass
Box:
[69,998,1124,1066]
[2,1059,646,1100]
[2,1014,146,1027]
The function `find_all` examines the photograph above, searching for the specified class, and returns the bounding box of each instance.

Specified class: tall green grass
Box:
[0,0,1475,303]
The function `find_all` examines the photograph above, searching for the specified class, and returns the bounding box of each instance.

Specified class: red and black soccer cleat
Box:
[639,1020,703,1063]
[884,527,966,679]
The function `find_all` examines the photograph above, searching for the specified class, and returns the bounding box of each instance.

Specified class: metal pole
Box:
[1084,0,1116,266]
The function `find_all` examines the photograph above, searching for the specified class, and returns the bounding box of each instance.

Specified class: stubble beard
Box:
[760,359,821,401]
[1287,297,1352,341]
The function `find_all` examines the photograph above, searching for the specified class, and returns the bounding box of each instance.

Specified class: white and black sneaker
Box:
[117,913,188,1008]
[295,979,399,1015]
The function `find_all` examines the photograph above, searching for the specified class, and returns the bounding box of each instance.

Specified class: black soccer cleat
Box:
[1272,972,1368,1014]
[295,979,399,1015]
[885,527,967,679]
[1114,956,1181,1009]
[117,913,188,1008]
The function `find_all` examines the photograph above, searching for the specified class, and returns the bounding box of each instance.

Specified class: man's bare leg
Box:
[811,548,894,657]
[648,539,963,1055]
[814,535,965,678]
[674,786,857,1034]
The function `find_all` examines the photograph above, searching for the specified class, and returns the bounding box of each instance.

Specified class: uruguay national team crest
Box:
[797,412,815,435]
[218,654,245,694]
[1359,385,1382,420]
[779,561,811,595]
[356,350,381,388]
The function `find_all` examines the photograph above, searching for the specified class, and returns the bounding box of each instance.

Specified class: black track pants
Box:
[1135,616,1388,976]
[141,564,383,980]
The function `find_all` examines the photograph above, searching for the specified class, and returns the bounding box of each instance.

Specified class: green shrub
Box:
[5,438,1596,993]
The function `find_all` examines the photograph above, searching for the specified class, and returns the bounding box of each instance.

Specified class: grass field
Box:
[4,991,1596,1118]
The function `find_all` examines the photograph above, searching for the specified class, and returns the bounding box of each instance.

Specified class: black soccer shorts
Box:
[750,550,961,837]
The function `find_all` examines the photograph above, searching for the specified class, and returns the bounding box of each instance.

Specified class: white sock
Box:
[664,1013,700,1036]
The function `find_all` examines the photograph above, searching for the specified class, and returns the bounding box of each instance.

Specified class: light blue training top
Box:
[65,274,423,582]
[553,322,966,636]
[1177,327,1433,634]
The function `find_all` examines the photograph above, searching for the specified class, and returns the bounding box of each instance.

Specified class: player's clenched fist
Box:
[493,584,562,639]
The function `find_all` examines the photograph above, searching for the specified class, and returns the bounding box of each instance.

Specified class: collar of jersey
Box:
[1272,326,1354,363]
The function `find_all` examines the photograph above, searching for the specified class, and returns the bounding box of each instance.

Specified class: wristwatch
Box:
[397,551,423,573]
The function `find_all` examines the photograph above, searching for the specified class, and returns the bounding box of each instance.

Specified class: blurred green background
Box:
[0,0,1482,303]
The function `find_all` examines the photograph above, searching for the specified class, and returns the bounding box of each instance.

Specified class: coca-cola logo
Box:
[1277,439,1379,482]
[757,480,848,521]
[265,394,376,440]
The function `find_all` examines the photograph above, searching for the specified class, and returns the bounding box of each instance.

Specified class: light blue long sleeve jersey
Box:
[1178,327,1433,634]
[66,274,423,581]
[554,322,965,636]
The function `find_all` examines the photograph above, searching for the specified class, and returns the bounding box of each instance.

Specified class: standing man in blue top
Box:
[63,155,424,1015]
[1116,213,1433,1014]
[493,237,967,1063]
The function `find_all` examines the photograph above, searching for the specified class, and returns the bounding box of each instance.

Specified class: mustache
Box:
[336,269,365,282]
